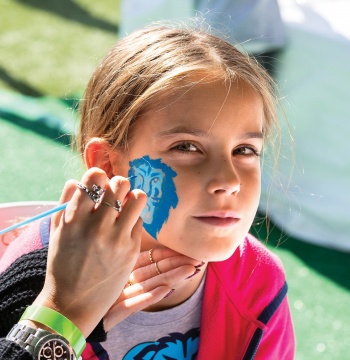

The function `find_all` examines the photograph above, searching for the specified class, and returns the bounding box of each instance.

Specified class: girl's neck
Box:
[144,264,206,312]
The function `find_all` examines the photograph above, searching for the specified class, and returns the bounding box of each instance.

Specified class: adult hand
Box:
[103,248,203,331]
[33,167,147,337]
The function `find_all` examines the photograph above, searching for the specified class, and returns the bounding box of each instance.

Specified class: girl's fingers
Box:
[130,255,202,283]
[133,248,200,270]
[104,262,202,331]
[104,286,172,331]
[120,264,199,303]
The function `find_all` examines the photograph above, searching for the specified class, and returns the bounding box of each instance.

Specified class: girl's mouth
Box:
[193,216,240,227]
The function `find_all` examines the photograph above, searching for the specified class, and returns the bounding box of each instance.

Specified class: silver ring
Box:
[101,200,122,213]
[77,183,105,203]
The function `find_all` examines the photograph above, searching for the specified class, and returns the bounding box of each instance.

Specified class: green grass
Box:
[1,1,349,359]
[251,219,350,359]
[0,0,120,97]
[0,118,83,201]
[0,0,120,197]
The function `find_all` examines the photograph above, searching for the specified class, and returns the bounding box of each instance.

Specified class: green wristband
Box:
[20,305,86,358]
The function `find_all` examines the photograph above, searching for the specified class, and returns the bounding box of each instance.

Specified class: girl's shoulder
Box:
[206,234,287,319]
[242,233,285,272]
[209,233,285,279]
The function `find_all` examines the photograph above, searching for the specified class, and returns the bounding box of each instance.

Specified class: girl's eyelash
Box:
[233,146,261,157]
[171,142,198,152]
[171,143,261,157]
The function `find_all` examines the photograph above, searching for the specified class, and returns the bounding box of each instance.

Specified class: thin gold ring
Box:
[127,279,133,287]
[154,262,162,275]
[149,249,155,264]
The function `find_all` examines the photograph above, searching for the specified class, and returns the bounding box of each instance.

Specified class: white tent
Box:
[259,0,350,252]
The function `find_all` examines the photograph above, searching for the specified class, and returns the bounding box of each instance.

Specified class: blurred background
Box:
[0,0,349,358]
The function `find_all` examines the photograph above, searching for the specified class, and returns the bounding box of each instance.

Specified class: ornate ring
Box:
[101,200,122,213]
[149,249,155,264]
[77,183,104,203]
[154,262,162,275]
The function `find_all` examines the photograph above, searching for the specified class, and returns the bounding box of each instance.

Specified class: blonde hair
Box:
[77,24,278,155]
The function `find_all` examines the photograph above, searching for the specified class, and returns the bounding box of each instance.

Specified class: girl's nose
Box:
[206,161,241,196]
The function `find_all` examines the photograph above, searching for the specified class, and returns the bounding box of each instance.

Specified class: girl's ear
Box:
[84,138,126,179]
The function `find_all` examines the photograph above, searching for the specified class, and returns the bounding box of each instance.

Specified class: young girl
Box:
[0,24,295,359]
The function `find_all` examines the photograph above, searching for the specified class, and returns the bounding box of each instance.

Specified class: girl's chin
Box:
[158,244,239,263]
[141,230,242,262]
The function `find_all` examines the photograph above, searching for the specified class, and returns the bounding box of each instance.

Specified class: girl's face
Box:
[118,80,264,262]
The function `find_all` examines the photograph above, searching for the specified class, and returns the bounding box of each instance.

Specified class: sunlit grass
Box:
[0,0,120,96]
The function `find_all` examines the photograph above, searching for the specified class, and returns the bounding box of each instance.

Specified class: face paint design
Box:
[128,156,178,240]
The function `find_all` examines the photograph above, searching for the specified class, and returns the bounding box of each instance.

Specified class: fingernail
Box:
[185,268,201,280]
[195,261,205,268]
[164,289,175,299]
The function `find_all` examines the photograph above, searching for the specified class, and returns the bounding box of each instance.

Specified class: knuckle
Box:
[87,167,106,176]
[65,179,77,188]
[131,189,147,202]
[110,177,132,195]
[162,271,173,284]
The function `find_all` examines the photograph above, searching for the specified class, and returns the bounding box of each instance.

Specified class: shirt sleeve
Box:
[0,339,33,360]
[255,296,296,359]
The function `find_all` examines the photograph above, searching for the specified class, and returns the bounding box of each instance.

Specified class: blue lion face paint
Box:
[123,328,200,360]
[128,156,178,240]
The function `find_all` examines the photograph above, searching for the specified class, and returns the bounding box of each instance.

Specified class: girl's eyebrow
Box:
[156,126,211,139]
[156,127,263,140]
[239,131,264,140]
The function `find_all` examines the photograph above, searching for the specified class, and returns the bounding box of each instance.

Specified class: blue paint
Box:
[128,156,178,240]
[123,328,200,360]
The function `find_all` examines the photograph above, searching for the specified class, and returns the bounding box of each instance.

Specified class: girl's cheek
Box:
[128,155,178,240]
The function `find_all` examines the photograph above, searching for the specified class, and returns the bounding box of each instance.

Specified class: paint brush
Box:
[0,175,137,236]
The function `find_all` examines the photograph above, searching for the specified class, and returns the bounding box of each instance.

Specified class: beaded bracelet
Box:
[20,305,86,358]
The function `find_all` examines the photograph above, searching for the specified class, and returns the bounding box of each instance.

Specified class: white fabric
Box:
[119,0,194,35]
[194,0,287,53]
[259,0,350,251]
[119,0,287,54]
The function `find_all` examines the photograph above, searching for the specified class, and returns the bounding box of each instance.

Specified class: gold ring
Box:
[127,279,133,287]
[149,249,155,264]
[154,262,162,275]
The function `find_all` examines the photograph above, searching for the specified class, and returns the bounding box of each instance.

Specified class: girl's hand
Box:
[103,248,203,331]
[34,167,147,337]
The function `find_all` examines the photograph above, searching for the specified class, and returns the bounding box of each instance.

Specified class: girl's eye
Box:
[233,146,260,156]
[173,142,198,152]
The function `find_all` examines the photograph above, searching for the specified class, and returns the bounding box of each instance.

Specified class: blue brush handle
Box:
[0,202,68,235]
[0,175,138,236]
